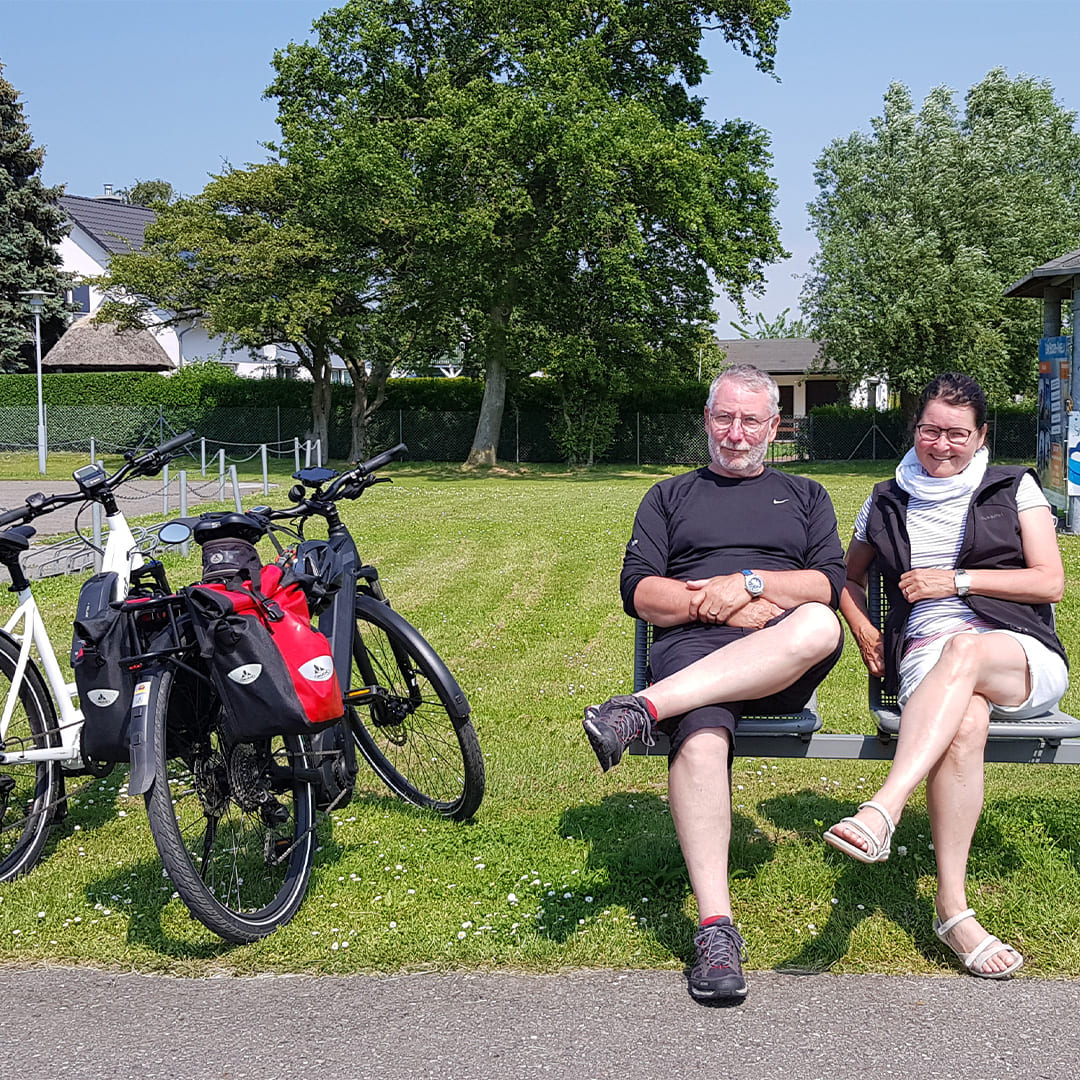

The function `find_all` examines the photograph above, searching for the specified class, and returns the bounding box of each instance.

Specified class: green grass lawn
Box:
[2,458,1080,978]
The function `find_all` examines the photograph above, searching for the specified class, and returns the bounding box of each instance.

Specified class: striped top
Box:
[853,474,1047,643]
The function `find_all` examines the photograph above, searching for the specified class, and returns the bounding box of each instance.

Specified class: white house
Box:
[55,190,316,378]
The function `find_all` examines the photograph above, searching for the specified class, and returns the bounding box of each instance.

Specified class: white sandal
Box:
[933,908,1024,979]
[823,800,896,863]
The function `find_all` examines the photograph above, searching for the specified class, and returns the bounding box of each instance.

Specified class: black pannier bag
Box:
[72,572,134,762]
[184,563,344,744]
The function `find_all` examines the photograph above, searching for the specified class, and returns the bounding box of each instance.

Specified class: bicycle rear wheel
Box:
[348,595,484,822]
[0,632,60,881]
[143,665,317,943]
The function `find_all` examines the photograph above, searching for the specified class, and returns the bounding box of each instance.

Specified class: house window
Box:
[778,385,794,417]
[68,285,91,314]
[805,379,845,409]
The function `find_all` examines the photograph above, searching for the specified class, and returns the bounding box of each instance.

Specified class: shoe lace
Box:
[698,922,746,970]
[612,701,655,749]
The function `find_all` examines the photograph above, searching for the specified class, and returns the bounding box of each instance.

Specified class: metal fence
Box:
[0,406,1039,464]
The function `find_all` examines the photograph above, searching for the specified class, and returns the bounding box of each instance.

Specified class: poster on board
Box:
[1038,336,1071,510]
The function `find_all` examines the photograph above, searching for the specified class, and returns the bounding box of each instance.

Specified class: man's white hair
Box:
[706,364,780,414]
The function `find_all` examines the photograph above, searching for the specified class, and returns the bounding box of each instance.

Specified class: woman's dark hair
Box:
[915,372,987,429]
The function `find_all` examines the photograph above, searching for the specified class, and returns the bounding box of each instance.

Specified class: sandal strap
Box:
[935,907,977,940]
[832,814,884,853]
[857,800,896,836]
[965,933,1018,973]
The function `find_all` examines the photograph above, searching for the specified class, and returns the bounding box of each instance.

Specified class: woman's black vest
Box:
[864,465,1068,695]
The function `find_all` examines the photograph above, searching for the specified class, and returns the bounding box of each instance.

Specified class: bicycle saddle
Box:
[192,512,266,545]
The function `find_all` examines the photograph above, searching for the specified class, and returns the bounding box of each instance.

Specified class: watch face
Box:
[744,573,764,596]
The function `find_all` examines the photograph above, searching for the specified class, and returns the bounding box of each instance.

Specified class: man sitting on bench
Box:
[582,364,846,1003]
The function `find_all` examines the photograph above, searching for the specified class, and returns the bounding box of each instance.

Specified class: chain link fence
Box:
[0,406,1039,464]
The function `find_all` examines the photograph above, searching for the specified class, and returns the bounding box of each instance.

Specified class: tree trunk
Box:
[344,355,391,463]
[466,308,508,466]
[308,352,333,458]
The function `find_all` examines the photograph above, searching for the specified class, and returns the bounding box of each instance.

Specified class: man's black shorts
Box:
[647,605,844,763]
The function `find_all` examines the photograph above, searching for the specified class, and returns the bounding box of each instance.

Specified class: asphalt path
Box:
[0,966,1076,1080]
[0,478,269,537]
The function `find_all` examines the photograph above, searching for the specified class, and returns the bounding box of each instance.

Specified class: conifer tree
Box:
[0,60,71,372]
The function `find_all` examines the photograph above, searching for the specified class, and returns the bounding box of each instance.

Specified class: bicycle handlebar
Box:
[354,442,408,478]
[0,429,198,529]
[124,429,196,477]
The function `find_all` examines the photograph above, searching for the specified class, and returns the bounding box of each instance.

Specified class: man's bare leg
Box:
[668,727,733,918]
[642,603,841,720]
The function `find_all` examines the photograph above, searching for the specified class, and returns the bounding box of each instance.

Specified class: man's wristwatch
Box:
[741,569,765,597]
[954,569,972,598]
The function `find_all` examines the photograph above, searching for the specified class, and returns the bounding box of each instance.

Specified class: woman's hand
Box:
[898,568,957,602]
[854,624,885,676]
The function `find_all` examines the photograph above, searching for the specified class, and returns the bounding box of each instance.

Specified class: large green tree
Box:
[803,69,1080,410]
[0,60,71,372]
[268,0,789,464]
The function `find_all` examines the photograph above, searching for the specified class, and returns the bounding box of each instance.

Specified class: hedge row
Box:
[0,366,714,413]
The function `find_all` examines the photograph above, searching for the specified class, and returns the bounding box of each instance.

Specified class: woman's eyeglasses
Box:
[915,424,975,445]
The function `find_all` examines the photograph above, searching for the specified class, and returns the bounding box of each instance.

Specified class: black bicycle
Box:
[127,443,484,942]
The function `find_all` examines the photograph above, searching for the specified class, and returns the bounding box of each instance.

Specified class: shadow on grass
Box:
[758,789,1030,972]
[89,857,234,959]
[557,792,776,966]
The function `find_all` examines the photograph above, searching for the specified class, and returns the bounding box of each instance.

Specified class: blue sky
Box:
[3,0,1079,332]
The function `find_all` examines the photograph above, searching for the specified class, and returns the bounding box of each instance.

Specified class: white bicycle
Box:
[0,430,194,880]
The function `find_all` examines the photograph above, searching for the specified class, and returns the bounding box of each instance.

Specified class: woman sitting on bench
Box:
[824,372,1068,978]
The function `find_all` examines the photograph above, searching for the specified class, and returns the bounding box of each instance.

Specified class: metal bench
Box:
[629,567,1080,763]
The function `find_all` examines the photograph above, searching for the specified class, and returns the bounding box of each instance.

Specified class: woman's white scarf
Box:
[895,445,988,503]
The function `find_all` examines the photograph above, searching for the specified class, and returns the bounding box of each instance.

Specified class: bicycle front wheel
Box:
[0,632,60,882]
[349,595,484,822]
[143,665,317,943]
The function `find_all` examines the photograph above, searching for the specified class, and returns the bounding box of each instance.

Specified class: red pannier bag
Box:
[185,563,344,743]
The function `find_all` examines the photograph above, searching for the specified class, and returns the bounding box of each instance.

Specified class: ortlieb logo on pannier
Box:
[185,563,344,743]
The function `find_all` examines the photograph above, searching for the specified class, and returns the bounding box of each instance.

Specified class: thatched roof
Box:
[42,316,174,372]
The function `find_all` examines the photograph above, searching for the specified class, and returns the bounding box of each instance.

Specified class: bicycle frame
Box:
[0,508,147,770]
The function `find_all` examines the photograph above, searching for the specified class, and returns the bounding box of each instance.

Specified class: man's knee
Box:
[777,602,842,662]
[674,726,732,777]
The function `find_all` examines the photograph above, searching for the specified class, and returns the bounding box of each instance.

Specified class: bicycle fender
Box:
[127,674,162,796]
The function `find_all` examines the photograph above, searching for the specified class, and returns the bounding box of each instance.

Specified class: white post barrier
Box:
[179,469,190,556]
[304,439,312,468]
[315,438,323,467]
[162,463,169,515]
[229,464,242,511]
[200,438,207,477]
[261,443,269,495]
[89,437,95,465]
[218,449,226,502]
[294,437,301,474]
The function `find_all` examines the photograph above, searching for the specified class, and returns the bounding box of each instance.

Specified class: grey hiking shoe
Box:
[689,918,748,1002]
[582,695,655,772]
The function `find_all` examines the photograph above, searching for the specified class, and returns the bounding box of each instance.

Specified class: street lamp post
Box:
[21,290,48,474]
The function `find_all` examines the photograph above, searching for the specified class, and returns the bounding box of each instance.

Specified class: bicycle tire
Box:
[142,664,317,943]
[0,631,60,881]
[348,595,484,821]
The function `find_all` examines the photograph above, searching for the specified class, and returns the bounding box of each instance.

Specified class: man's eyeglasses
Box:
[915,424,975,445]
[708,413,776,436]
